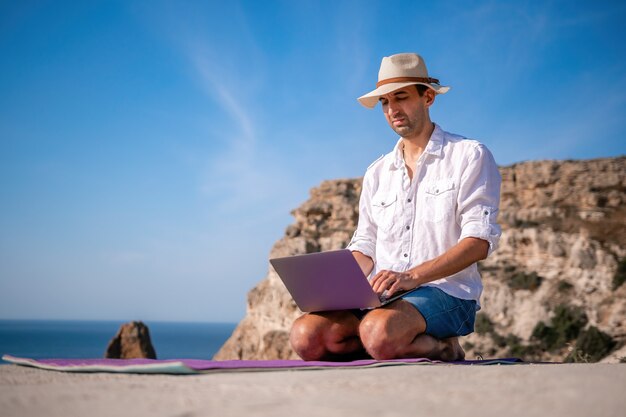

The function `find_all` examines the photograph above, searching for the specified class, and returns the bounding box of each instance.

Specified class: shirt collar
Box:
[391,138,404,170]
[389,123,445,170]
[427,123,445,158]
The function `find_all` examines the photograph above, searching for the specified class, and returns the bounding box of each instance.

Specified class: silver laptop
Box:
[270,249,416,312]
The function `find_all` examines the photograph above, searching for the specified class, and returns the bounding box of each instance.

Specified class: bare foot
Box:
[440,337,465,362]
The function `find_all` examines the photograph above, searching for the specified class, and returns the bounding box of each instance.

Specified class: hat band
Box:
[376,76,440,88]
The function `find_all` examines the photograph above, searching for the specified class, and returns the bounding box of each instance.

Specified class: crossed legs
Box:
[290,300,465,361]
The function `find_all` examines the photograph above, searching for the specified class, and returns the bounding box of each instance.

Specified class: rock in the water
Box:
[105,321,157,359]
[214,157,626,363]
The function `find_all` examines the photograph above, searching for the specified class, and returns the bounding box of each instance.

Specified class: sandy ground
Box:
[1,363,625,417]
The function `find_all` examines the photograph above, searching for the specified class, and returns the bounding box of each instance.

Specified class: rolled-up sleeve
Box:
[456,144,502,255]
[346,172,378,262]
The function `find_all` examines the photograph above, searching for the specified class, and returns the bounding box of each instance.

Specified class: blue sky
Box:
[1,0,625,323]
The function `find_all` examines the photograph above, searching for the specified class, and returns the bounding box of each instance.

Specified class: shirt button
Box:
[484,210,489,215]
[435,189,439,194]
[403,253,408,258]
[406,226,410,230]
[407,198,411,203]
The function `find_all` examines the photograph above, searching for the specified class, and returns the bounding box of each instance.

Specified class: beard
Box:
[391,123,415,137]
[388,110,429,139]
[389,116,419,138]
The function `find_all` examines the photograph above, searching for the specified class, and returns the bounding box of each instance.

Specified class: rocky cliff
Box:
[214,157,626,363]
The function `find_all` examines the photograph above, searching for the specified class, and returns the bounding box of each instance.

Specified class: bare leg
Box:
[290,310,369,361]
[359,300,465,361]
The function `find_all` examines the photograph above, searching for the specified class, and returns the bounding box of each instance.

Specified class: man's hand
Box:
[368,238,489,299]
[370,270,419,298]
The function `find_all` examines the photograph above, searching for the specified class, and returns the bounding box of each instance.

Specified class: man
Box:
[290,53,501,361]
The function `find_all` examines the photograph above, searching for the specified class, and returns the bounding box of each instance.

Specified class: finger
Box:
[372,276,386,293]
[387,280,403,296]
[370,270,389,291]
[374,274,396,294]
[370,270,385,285]
[388,277,417,296]
[372,271,391,294]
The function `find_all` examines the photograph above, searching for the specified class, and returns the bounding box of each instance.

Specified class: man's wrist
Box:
[408,268,424,286]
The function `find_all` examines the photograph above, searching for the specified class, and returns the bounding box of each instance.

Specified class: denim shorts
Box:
[401,286,477,339]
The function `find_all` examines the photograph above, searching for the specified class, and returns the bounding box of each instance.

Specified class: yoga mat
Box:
[2,354,524,375]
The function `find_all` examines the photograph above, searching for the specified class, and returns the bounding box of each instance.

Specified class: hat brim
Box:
[357,82,450,109]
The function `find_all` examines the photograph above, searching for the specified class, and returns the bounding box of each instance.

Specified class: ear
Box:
[424,89,436,108]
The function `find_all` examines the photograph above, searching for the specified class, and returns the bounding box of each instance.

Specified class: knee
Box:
[289,316,326,361]
[359,314,400,360]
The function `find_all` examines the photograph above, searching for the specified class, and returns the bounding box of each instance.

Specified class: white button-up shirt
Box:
[347,124,501,306]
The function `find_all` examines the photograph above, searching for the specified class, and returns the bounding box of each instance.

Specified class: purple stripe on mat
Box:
[452,358,524,365]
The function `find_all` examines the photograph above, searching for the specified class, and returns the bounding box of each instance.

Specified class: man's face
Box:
[379,86,434,139]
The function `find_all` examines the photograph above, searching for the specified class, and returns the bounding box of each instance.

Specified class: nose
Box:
[386,99,401,117]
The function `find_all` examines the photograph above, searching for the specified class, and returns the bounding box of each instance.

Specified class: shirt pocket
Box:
[371,192,398,232]
[420,178,456,222]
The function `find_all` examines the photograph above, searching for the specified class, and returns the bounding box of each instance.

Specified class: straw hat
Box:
[357,53,450,108]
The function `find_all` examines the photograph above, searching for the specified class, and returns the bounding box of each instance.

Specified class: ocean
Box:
[0,320,237,364]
